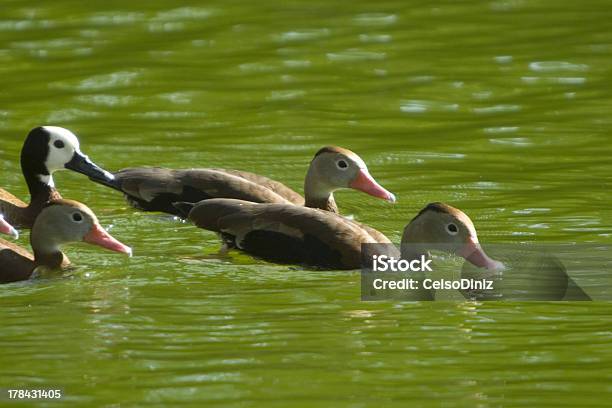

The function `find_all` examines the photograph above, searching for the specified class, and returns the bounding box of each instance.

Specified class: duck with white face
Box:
[22,126,115,188]
[0,126,116,228]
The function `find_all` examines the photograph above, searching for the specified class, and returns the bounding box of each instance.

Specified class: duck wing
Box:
[112,168,293,216]
[211,168,304,205]
[187,199,381,269]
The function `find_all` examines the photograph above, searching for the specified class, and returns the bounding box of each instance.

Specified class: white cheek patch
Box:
[45,148,74,173]
[42,126,81,172]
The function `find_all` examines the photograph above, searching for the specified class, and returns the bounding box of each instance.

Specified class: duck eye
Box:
[54,140,65,149]
[446,223,458,235]
[72,213,83,222]
[336,159,348,170]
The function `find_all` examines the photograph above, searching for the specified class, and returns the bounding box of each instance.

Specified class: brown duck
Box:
[0,199,132,284]
[92,146,395,216]
[0,126,116,228]
[175,199,503,271]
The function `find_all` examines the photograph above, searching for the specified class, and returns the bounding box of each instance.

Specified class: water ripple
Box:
[472,105,521,114]
[266,90,306,101]
[529,61,589,72]
[239,62,277,73]
[484,126,519,134]
[158,92,194,105]
[359,34,392,43]
[494,55,513,64]
[75,94,139,107]
[353,13,397,26]
[326,49,386,62]
[513,208,552,215]
[50,71,141,91]
[47,109,102,123]
[282,60,311,68]
[130,111,207,119]
[0,19,55,31]
[148,22,185,32]
[89,12,145,26]
[522,76,587,85]
[153,7,214,21]
[489,137,532,147]
[275,29,330,43]
[400,100,459,113]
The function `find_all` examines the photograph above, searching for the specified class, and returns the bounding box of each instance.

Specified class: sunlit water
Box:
[1,0,612,406]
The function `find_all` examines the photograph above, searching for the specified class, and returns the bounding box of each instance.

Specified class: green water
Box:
[1,0,612,406]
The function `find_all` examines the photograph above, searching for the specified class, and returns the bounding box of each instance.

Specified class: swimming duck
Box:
[93,146,395,216]
[174,200,502,271]
[0,199,132,284]
[0,126,116,228]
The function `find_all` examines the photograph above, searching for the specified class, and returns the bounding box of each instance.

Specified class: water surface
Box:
[1,0,612,406]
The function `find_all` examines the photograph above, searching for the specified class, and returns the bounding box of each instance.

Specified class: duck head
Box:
[20,126,115,190]
[402,202,504,270]
[304,146,395,208]
[0,214,19,239]
[31,199,132,267]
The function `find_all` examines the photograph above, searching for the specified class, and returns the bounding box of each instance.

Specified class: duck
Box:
[173,199,502,271]
[0,199,132,284]
[92,146,396,216]
[0,126,116,228]
[0,214,19,239]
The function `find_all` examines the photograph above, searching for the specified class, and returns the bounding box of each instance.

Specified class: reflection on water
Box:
[1,0,612,405]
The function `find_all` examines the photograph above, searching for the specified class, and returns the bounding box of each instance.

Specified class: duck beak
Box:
[65,151,116,186]
[349,168,396,203]
[84,224,132,257]
[459,237,504,270]
[0,215,19,239]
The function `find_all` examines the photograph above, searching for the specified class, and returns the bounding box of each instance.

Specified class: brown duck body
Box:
[208,168,305,205]
[112,167,302,216]
[97,146,395,217]
[179,198,394,270]
[0,238,69,283]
